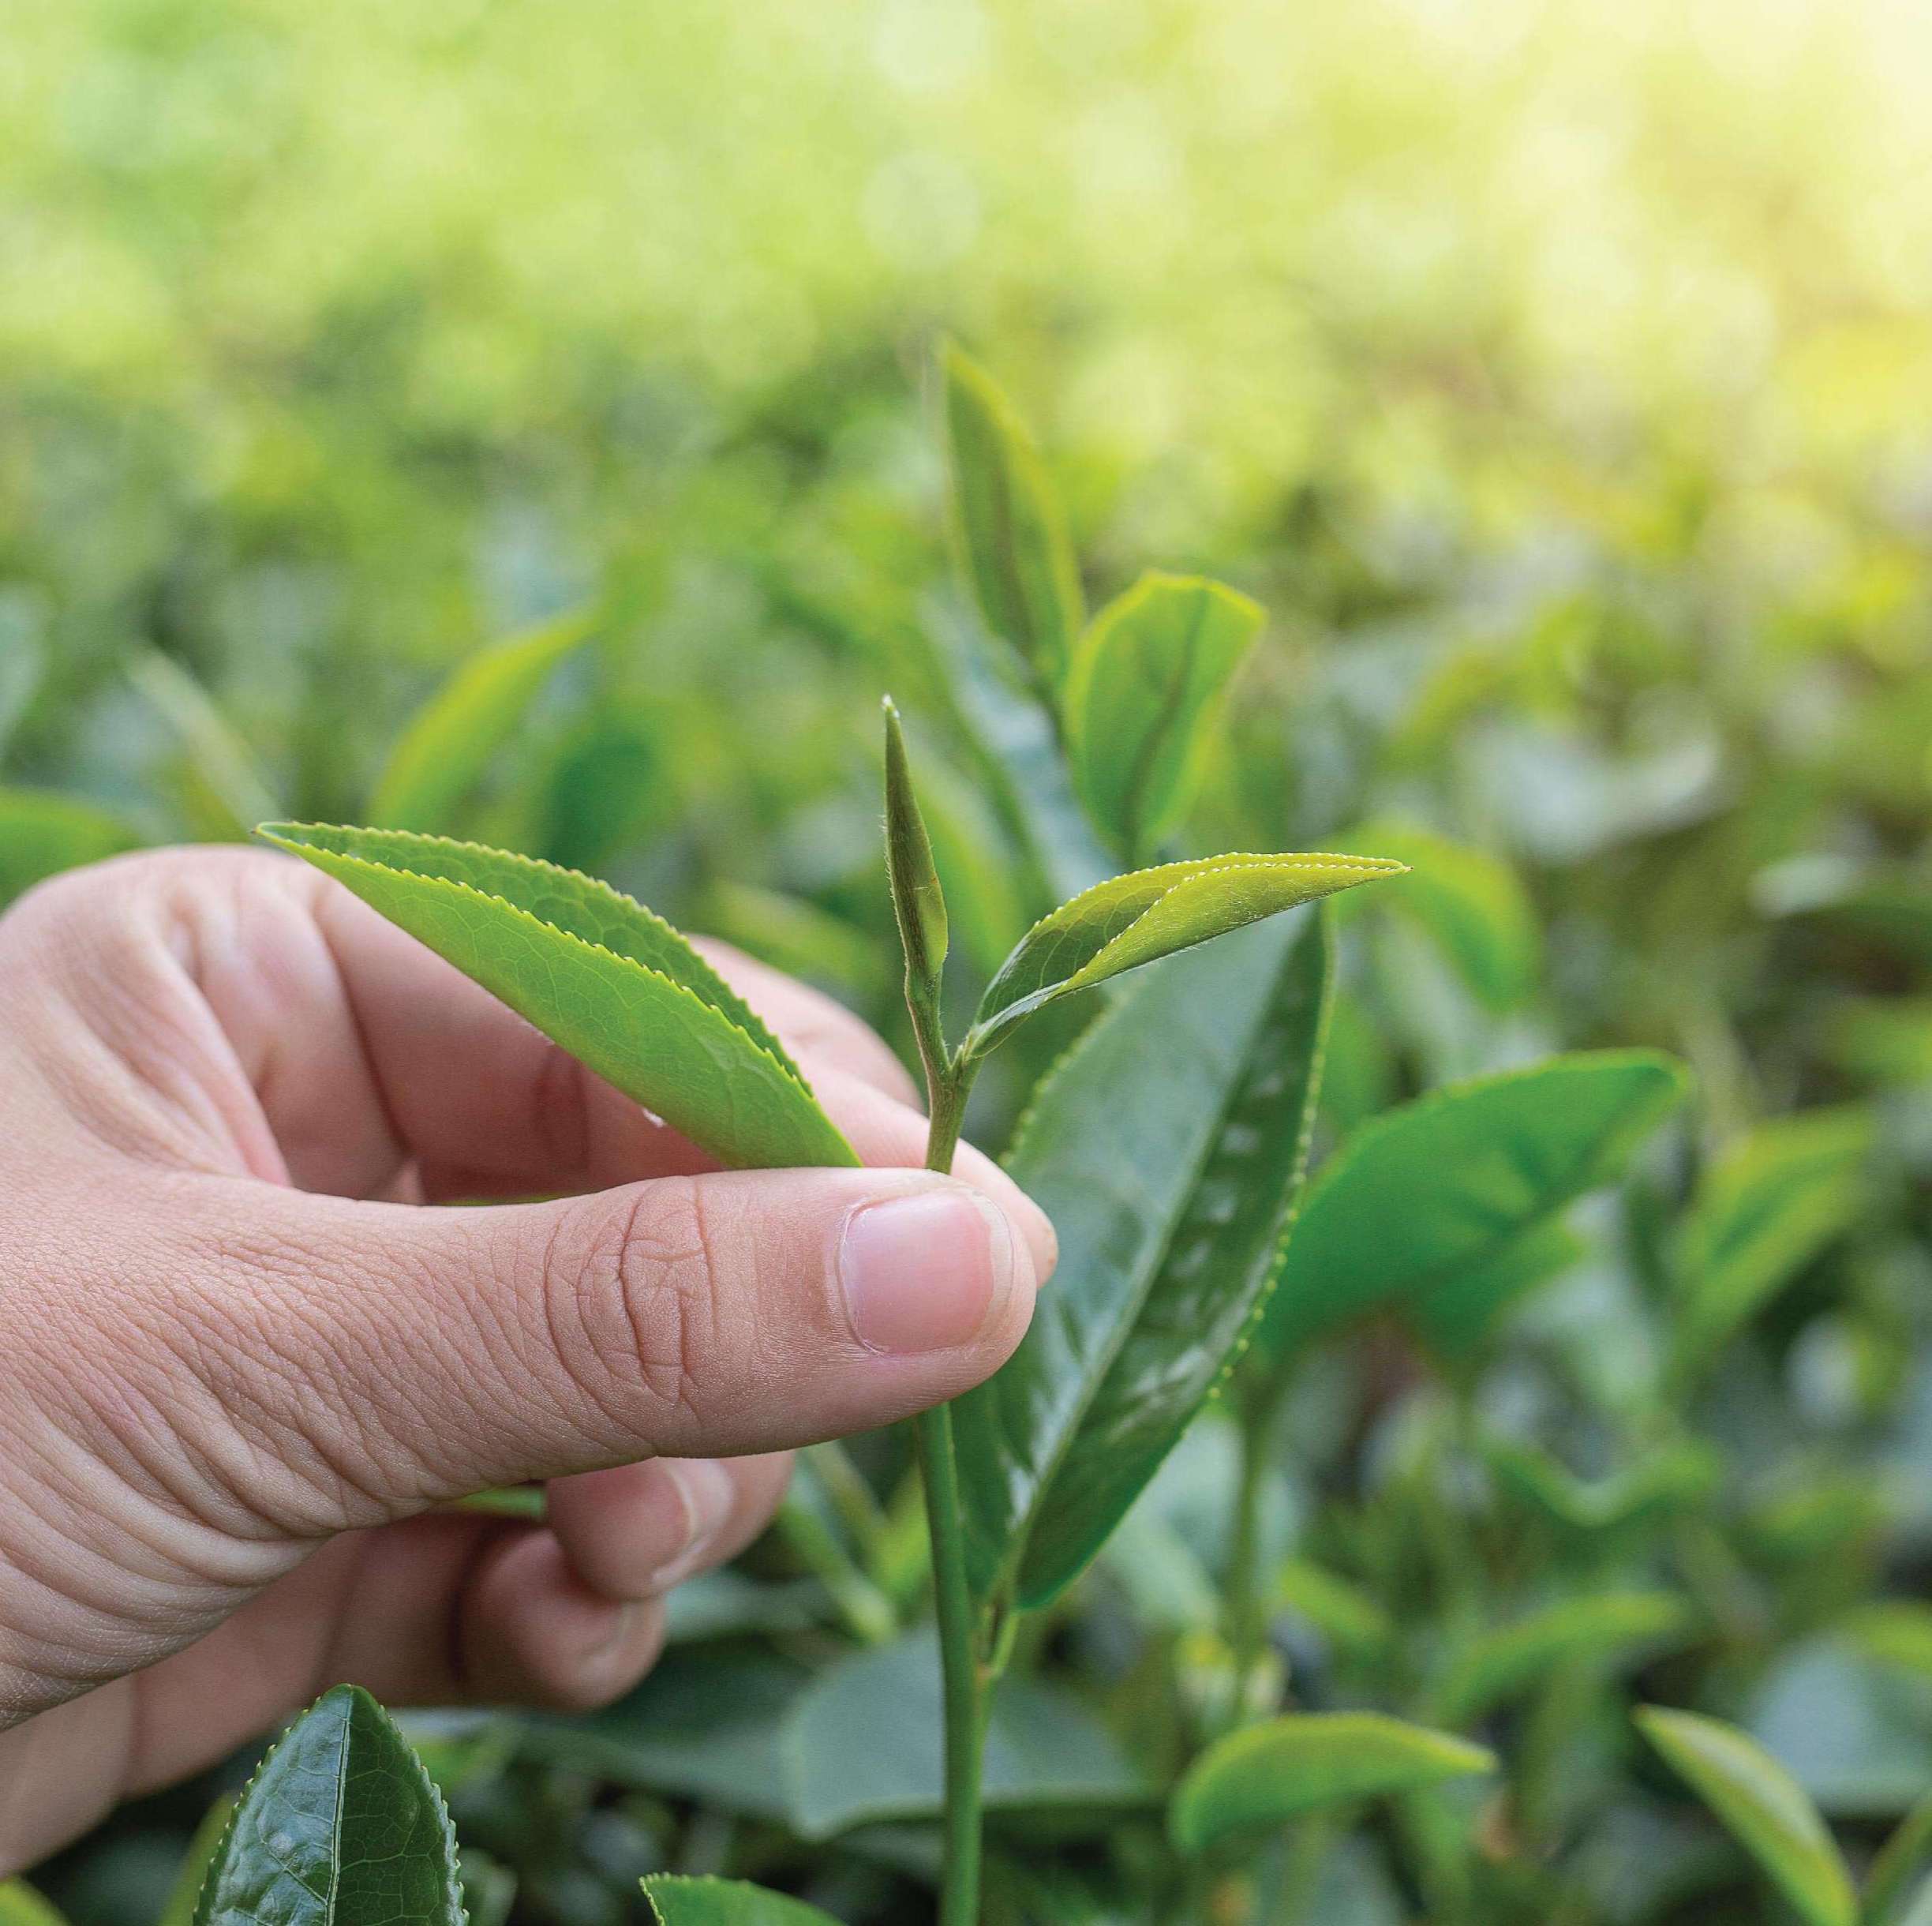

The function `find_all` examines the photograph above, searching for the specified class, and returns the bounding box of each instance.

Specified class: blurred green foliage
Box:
[9,0,1932,1921]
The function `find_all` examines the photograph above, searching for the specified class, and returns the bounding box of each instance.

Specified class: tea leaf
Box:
[968,849,1398,1056]
[1251,1051,1689,1373]
[1635,1707,1856,1926]
[1404,1216,1582,1364]
[1170,1713,1496,1856]
[1674,1105,1875,1378]
[955,909,1333,1614]
[371,609,595,832]
[1333,818,1540,1011]
[1432,1592,1694,1726]
[0,1886,67,1926]
[777,1632,1158,1838]
[1065,572,1262,860]
[1485,1437,1720,1538]
[0,788,138,907]
[642,1878,838,1926]
[941,343,1082,690]
[194,1684,465,1926]
[259,824,856,1171]
[882,697,947,995]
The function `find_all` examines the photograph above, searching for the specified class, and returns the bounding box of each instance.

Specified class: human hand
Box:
[0,847,1052,1869]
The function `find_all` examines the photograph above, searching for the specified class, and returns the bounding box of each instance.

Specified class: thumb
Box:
[168,1167,1046,1528]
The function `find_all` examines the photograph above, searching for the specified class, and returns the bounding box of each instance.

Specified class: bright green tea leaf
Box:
[1065,572,1263,860]
[968,849,1398,1056]
[642,1877,839,1926]
[1674,1105,1875,1377]
[1252,1050,1689,1371]
[1333,818,1541,1011]
[881,696,947,992]
[194,1684,464,1926]
[370,609,595,832]
[1635,1707,1856,1926]
[0,788,138,906]
[1170,1713,1496,1856]
[777,1632,1158,1838]
[0,1885,67,1926]
[955,909,1333,1613]
[1432,1592,1694,1726]
[942,343,1083,689]
[259,824,856,1171]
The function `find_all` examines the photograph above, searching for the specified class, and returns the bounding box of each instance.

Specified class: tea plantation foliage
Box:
[7,1,1932,1921]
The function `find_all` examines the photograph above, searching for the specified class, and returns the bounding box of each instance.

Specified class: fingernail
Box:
[839,1187,1025,1355]
[645,1458,735,1591]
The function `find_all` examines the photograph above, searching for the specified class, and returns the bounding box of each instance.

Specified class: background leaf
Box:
[642,1877,839,1926]
[1332,818,1541,1012]
[194,1684,464,1926]
[955,908,1332,1613]
[260,824,856,1171]
[1637,1707,1857,1926]
[1170,1714,1496,1856]
[0,789,137,908]
[1252,1051,1690,1373]
[776,1633,1158,1839]
[1431,1592,1694,1726]
[369,610,595,833]
[1673,1106,1876,1379]
[1065,571,1262,861]
[941,343,1083,691]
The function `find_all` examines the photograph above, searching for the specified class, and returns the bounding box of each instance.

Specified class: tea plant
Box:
[7,345,1929,1926]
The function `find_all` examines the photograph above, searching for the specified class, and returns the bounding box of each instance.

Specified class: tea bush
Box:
[6,4,1932,1922]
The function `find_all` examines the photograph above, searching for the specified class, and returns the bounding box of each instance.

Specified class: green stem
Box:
[1226,1391,1274,1707]
[913,1048,987,1926]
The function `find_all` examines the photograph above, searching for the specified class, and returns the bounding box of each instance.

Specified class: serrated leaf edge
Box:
[263,823,809,1089]
[998,911,1332,1611]
[191,1685,468,1926]
[262,828,855,1163]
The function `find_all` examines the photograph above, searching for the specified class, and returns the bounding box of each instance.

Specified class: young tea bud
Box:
[882,696,949,1004]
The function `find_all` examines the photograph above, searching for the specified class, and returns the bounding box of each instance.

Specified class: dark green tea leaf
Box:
[956,909,1333,1614]
[370,610,595,833]
[259,824,856,1171]
[1170,1713,1495,1856]
[1252,1050,1689,1372]
[194,1684,465,1926]
[1635,1707,1855,1926]
[941,343,1083,689]
[642,1878,838,1926]
[1065,572,1262,860]
[968,850,1398,1056]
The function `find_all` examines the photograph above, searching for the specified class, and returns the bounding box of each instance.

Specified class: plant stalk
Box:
[912,1059,987,1926]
